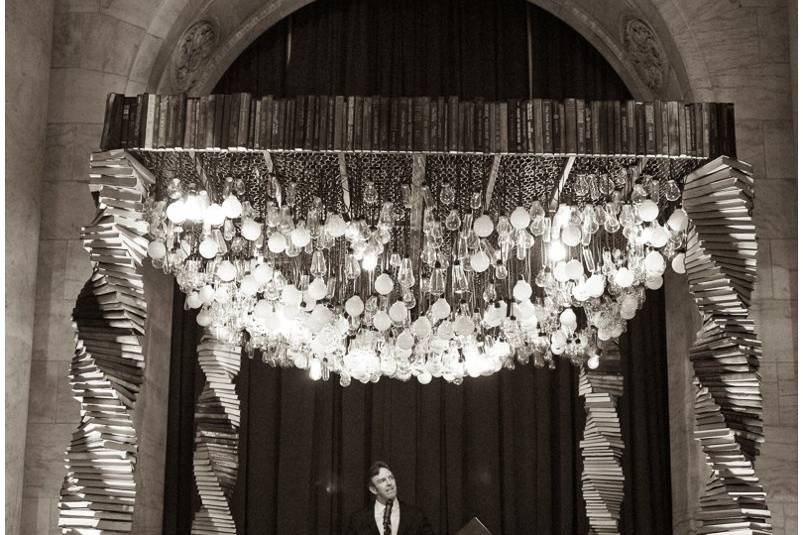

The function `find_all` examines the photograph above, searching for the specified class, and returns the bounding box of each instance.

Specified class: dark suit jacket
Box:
[346,501,435,535]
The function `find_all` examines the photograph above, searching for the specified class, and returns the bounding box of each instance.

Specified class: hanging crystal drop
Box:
[470,191,483,210]
[482,283,497,303]
[452,261,470,294]
[664,179,681,201]
[440,183,456,206]
[445,209,461,231]
[363,181,379,206]
[494,260,508,280]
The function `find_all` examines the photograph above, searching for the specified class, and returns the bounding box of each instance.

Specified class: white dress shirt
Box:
[373,498,400,535]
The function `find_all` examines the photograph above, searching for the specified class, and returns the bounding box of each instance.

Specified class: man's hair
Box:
[367,461,392,487]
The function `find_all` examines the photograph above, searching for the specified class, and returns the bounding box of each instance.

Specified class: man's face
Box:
[369,467,397,503]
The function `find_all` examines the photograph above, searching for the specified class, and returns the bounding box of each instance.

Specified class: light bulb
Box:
[510,206,531,229]
[470,250,490,272]
[309,359,322,380]
[561,223,582,247]
[345,295,365,317]
[375,273,394,295]
[613,267,634,287]
[667,208,689,232]
[671,253,686,274]
[373,311,392,331]
[308,277,328,301]
[199,237,218,259]
[362,253,378,272]
[147,240,167,260]
[513,279,532,301]
[222,195,242,219]
[166,199,186,223]
[636,199,659,222]
[204,204,225,226]
[217,260,236,282]
[196,310,212,327]
[473,214,494,238]
[548,240,566,262]
[587,354,600,370]
[267,232,287,253]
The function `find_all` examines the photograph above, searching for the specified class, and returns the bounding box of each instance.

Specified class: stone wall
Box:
[6,0,55,533]
[12,1,796,534]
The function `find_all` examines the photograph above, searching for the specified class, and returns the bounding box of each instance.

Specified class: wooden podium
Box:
[456,517,492,535]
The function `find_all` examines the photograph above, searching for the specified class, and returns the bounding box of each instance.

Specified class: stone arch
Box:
[131,0,703,103]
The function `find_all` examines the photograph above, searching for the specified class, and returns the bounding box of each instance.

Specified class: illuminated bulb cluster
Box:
[144,171,689,383]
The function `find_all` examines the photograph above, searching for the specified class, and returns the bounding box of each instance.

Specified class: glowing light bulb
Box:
[548,240,566,262]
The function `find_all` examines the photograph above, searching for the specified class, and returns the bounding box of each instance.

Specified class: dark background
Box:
[163,1,671,533]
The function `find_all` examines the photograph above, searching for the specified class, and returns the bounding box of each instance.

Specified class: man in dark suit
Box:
[346,461,435,535]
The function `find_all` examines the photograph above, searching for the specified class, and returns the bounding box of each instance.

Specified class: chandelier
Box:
[143,155,689,386]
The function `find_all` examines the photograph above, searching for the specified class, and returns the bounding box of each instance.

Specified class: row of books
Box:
[101,92,735,158]
[59,153,150,533]
[683,156,770,533]
[578,357,624,535]
[191,336,242,535]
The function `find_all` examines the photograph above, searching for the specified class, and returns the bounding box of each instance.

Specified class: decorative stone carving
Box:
[173,20,219,93]
[622,17,668,93]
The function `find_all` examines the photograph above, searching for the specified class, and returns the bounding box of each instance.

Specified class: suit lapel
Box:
[397,502,412,535]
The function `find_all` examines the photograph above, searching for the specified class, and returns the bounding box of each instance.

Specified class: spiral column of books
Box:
[578,344,624,534]
[191,334,243,534]
[58,151,152,532]
[683,157,770,533]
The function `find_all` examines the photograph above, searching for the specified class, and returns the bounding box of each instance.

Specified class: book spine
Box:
[143,94,156,149]
[333,96,344,150]
[317,95,326,151]
[635,101,644,155]
[247,98,256,149]
[565,98,577,155]
[662,100,670,156]
[678,102,687,156]
[132,94,144,148]
[626,101,636,155]
[413,97,424,151]
[291,95,303,149]
[120,97,131,149]
[542,100,552,153]
[619,101,628,156]
[353,96,363,150]
[695,103,704,157]
[645,101,655,155]
[613,101,622,155]
[183,98,195,148]
[498,101,508,152]
[176,94,186,148]
[590,101,600,155]
[346,96,355,151]
[575,99,585,154]
[652,100,662,156]
[397,97,408,151]
[157,95,169,149]
[441,99,449,150]
[100,93,116,150]
[266,97,275,149]
[327,95,336,150]
[668,101,679,156]
[362,96,373,150]
[725,103,735,157]
[507,98,521,152]
[702,102,711,157]
[482,101,491,153]
[308,95,318,151]
[584,103,592,155]
[213,95,224,149]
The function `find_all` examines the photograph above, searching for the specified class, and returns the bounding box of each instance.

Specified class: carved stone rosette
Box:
[579,344,624,535]
[191,334,242,534]
[58,150,152,533]
[683,156,770,533]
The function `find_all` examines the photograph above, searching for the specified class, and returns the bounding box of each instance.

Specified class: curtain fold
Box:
[164,1,671,534]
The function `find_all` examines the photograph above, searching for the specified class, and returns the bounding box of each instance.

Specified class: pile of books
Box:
[191,336,243,535]
[101,92,734,157]
[684,157,770,533]
[58,151,150,533]
[578,353,624,535]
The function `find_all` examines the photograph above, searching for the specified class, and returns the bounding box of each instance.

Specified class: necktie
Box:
[383,502,392,535]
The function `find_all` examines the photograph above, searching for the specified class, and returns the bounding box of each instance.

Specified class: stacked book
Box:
[100,92,735,157]
[578,350,624,535]
[191,336,243,535]
[58,151,150,533]
[683,157,770,533]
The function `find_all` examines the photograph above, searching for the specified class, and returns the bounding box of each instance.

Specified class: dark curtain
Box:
[163,1,671,534]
